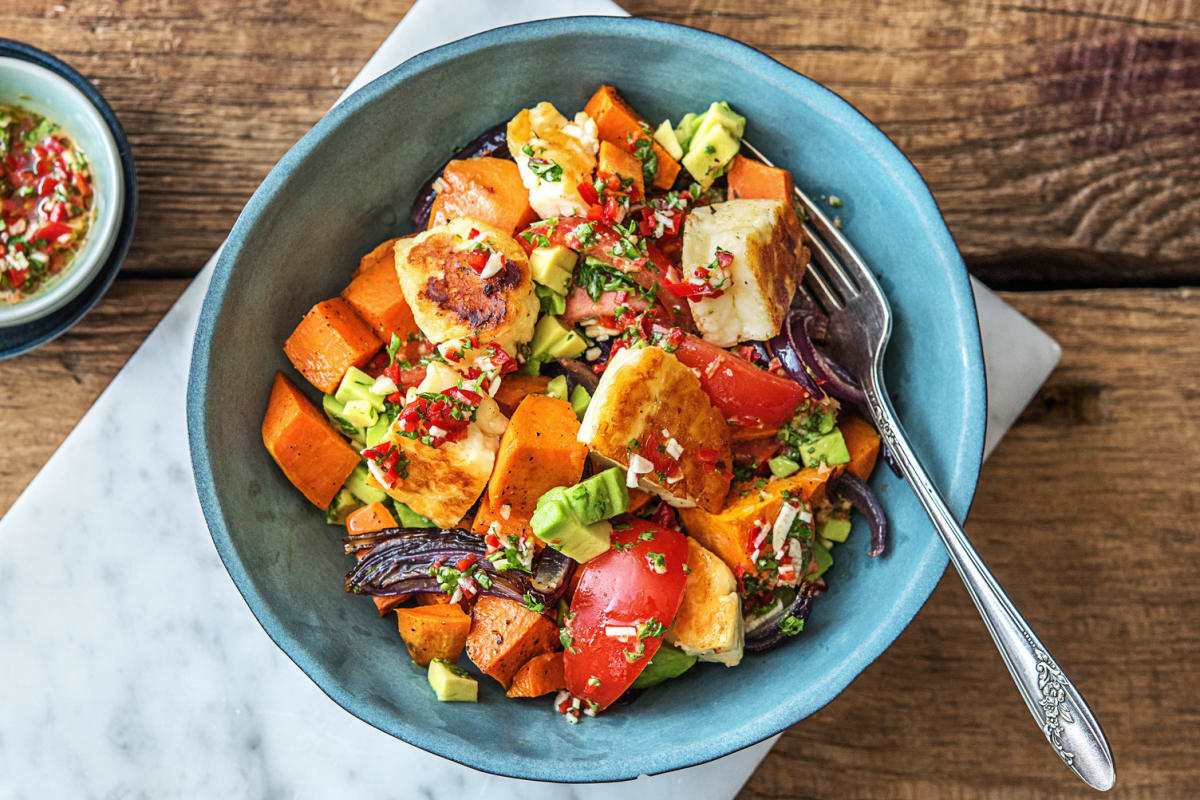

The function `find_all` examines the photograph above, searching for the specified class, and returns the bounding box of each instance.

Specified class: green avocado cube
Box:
[344,462,387,505]
[536,284,567,316]
[529,246,576,295]
[569,385,591,420]
[819,517,853,543]
[798,429,851,469]
[653,119,684,160]
[682,118,741,189]
[563,467,630,525]
[325,489,362,526]
[700,100,745,138]
[428,659,477,702]
[530,315,589,361]
[531,488,612,564]
[546,374,569,402]
[768,455,800,478]
[809,541,833,581]
[341,399,378,429]
[335,367,386,412]
[675,112,702,151]
[322,394,364,441]
[631,644,697,689]
[393,500,436,528]
[363,415,392,447]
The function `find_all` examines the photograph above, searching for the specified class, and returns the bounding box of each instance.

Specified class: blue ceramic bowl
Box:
[188,17,985,782]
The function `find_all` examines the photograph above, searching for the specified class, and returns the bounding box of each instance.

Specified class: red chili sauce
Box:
[1,104,93,301]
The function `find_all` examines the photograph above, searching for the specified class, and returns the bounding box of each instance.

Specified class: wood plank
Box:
[0,279,186,510]
[740,288,1200,798]
[4,1,1197,285]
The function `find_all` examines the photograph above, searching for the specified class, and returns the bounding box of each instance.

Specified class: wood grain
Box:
[5,0,1198,285]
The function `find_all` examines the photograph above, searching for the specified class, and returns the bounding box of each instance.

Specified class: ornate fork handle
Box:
[863,368,1116,792]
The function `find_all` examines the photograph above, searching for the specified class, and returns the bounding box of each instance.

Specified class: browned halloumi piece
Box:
[394,217,538,353]
[381,363,508,527]
[577,346,732,512]
[666,537,743,666]
[682,199,808,347]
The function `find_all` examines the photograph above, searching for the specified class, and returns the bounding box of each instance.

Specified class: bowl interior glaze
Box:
[188,17,985,782]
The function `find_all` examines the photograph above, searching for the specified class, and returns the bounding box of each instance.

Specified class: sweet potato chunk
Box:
[584,85,680,189]
[492,373,550,417]
[429,157,538,235]
[727,155,796,203]
[678,468,839,576]
[341,241,422,360]
[395,604,471,666]
[839,415,881,482]
[598,140,645,200]
[261,372,360,509]
[488,394,588,517]
[506,652,566,698]
[470,492,535,542]
[283,298,382,394]
[466,596,558,687]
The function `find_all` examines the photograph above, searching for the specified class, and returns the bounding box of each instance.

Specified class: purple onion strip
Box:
[831,472,888,557]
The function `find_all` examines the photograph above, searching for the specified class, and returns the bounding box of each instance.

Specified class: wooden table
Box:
[3,2,1197,797]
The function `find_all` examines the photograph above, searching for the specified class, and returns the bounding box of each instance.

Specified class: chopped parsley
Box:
[522,591,545,613]
[779,614,806,636]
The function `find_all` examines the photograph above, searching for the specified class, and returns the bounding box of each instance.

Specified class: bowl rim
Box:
[0,53,124,327]
[188,15,986,782]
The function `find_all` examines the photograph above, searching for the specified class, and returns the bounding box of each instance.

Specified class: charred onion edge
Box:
[830,472,888,557]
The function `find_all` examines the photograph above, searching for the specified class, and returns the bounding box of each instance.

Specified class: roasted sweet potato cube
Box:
[283,298,382,394]
[395,604,472,666]
[727,155,796,203]
[341,242,422,360]
[506,652,566,698]
[429,157,538,235]
[487,394,588,517]
[598,140,645,200]
[261,372,360,508]
[492,373,550,417]
[584,85,680,189]
[466,596,558,687]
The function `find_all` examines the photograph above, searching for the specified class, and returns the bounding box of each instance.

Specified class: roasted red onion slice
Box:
[744,582,821,652]
[785,309,866,405]
[831,472,888,557]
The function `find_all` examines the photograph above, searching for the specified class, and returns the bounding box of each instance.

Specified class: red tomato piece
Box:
[655,324,808,428]
[563,519,688,711]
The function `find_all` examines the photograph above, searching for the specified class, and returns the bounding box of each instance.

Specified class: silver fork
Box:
[740,140,1115,791]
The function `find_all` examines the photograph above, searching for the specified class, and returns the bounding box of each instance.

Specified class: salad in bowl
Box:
[261,84,886,721]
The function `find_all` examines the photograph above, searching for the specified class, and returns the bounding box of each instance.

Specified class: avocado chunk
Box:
[569,384,591,420]
[767,455,800,478]
[344,462,387,505]
[325,488,362,526]
[546,374,569,402]
[675,112,702,151]
[562,467,629,525]
[322,394,364,441]
[681,118,741,189]
[427,658,478,702]
[335,366,386,412]
[363,414,392,447]
[530,315,589,361]
[341,399,378,429]
[700,101,746,138]
[809,541,833,581]
[631,643,697,688]
[653,119,684,160]
[529,246,576,295]
[393,499,436,528]
[530,487,612,563]
[797,429,851,469]
[819,517,852,543]
[536,284,566,316]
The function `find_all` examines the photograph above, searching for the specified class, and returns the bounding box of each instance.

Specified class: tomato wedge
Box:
[654,324,808,428]
[563,519,688,711]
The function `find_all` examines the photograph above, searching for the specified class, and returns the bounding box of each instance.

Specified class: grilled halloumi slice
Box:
[394,217,538,354]
[681,199,808,347]
[666,537,744,667]
[577,346,732,512]
[506,102,599,219]
[381,362,508,527]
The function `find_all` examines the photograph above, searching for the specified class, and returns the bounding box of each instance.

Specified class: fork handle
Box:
[863,379,1115,791]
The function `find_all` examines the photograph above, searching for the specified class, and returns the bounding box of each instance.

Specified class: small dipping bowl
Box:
[0,52,125,328]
